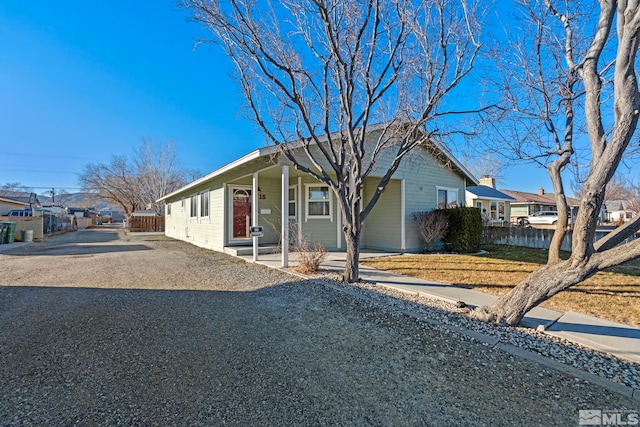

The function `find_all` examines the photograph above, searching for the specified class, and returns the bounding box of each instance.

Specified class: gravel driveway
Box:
[0,228,635,426]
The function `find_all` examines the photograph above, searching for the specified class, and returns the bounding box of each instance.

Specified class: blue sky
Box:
[0,1,555,196]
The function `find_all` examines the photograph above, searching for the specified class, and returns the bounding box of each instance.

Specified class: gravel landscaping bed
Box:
[0,229,637,426]
[321,276,640,391]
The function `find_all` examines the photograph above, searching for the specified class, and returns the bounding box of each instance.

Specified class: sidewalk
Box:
[243,250,640,365]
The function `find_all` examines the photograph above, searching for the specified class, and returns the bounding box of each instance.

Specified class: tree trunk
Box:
[343,225,361,283]
[472,259,594,326]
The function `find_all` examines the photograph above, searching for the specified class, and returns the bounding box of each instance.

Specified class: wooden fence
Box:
[128,216,165,232]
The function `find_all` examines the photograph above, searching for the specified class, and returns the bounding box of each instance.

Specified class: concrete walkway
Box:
[243,250,640,365]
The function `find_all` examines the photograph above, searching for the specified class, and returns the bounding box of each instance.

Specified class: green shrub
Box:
[439,207,482,253]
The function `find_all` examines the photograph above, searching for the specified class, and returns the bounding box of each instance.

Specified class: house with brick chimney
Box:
[465,177,516,224]
[499,187,580,223]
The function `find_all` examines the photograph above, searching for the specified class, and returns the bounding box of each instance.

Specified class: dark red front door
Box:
[232,189,251,238]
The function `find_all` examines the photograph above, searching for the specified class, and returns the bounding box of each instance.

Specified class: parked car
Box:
[524,211,559,225]
[6,208,51,218]
[7,209,32,217]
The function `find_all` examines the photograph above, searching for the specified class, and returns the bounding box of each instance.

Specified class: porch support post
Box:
[253,172,259,262]
[401,179,406,251]
[281,165,289,268]
[297,176,302,246]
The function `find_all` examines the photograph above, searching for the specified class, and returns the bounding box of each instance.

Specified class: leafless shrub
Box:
[413,210,449,252]
[293,239,327,275]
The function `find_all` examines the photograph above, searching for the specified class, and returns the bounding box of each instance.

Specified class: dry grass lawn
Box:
[362,245,640,328]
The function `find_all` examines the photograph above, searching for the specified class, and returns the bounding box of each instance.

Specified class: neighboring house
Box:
[603,200,637,223]
[8,195,42,208]
[0,196,29,216]
[465,177,515,224]
[158,132,478,266]
[500,187,580,223]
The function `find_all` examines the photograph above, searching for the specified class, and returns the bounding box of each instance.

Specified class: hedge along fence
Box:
[481,226,632,251]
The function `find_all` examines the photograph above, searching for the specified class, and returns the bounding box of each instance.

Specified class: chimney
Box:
[479,176,496,188]
[538,187,545,195]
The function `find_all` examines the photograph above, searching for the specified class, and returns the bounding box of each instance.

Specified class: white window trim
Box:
[190,194,198,218]
[200,190,210,219]
[436,186,459,209]
[305,183,333,221]
[288,185,297,219]
[166,202,172,216]
[180,198,185,212]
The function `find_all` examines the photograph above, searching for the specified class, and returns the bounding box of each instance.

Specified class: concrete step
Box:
[223,245,280,256]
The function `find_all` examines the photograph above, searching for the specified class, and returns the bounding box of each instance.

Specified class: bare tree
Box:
[78,140,192,215]
[134,138,189,213]
[183,0,486,282]
[79,155,142,216]
[0,183,32,198]
[474,0,640,325]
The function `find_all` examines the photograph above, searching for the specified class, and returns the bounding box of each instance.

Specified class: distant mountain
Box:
[38,192,120,211]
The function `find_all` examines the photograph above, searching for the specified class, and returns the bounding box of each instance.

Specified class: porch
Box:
[230,246,400,274]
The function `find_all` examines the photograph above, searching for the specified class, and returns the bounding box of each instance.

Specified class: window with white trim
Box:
[166,203,172,216]
[190,194,198,217]
[306,184,332,220]
[436,187,458,209]
[200,191,209,217]
[489,201,505,220]
[181,198,185,212]
[288,186,297,218]
[490,201,497,219]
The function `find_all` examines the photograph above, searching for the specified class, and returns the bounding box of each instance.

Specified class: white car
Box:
[524,211,559,225]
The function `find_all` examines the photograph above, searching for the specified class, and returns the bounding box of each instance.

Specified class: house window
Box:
[306,184,332,220]
[200,191,209,217]
[166,203,171,216]
[288,186,297,218]
[436,187,458,209]
[490,201,505,220]
[181,198,185,212]
[475,201,482,210]
[190,194,198,218]
[490,201,497,220]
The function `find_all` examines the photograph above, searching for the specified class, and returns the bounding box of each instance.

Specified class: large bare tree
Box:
[0,183,32,198]
[183,0,485,282]
[474,0,640,325]
[78,140,193,215]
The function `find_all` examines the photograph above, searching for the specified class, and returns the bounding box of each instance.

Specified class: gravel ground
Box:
[0,228,637,426]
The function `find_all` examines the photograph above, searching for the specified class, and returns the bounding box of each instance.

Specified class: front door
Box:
[232,188,252,240]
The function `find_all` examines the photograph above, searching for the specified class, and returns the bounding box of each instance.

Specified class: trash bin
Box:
[0,222,17,243]
[21,229,33,242]
[0,224,7,244]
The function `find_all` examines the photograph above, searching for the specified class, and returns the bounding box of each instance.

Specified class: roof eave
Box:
[157,148,268,202]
